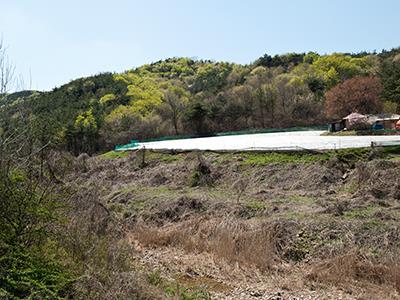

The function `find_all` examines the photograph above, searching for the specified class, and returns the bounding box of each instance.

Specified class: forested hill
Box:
[2,48,400,155]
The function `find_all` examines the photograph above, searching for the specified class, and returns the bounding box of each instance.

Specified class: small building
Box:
[328,119,346,132]
[367,114,400,130]
[328,113,400,132]
[343,113,370,130]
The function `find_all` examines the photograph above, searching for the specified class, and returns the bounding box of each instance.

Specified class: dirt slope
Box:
[66,149,400,299]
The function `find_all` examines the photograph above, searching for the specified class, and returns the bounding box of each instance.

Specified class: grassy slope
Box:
[66,148,400,299]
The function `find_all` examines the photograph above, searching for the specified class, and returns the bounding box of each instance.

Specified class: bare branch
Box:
[0,39,16,97]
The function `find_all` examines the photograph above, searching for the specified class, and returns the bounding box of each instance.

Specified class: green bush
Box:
[0,172,73,299]
[0,245,72,299]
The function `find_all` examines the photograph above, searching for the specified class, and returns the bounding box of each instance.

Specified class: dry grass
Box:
[64,151,400,298]
[307,250,400,293]
[134,214,400,297]
[73,271,165,300]
[60,181,166,299]
[134,217,296,271]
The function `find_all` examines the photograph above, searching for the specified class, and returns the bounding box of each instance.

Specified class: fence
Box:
[371,140,400,147]
[115,140,139,151]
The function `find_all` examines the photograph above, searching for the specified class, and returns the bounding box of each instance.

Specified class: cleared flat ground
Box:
[136,130,400,151]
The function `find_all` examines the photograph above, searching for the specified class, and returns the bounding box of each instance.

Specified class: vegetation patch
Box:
[361,219,386,231]
[289,194,315,204]
[241,151,330,165]
[381,145,400,156]
[245,200,267,211]
[146,151,183,163]
[334,148,372,165]
[238,146,400,168]
[147,269,211,299]
[343,206,375,219]
[98,150,130,160]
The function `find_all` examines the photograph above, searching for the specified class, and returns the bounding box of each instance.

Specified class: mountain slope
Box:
[1,49,400,155]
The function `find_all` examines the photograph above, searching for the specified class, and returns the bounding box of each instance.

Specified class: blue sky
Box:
[1,0,400,91]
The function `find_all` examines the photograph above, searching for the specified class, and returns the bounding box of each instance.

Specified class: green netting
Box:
[214,125,328,137]
[115,140,139,151]
[139,125,328,143]
[114,125,328,150]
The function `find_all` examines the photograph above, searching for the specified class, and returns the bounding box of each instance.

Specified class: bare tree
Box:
[0,39,16,98]
[158,84,188,135]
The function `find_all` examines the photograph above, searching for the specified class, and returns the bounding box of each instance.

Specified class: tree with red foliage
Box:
[325,77,383,119]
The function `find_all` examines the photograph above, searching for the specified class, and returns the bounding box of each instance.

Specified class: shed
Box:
[343,113,370,130]
[328,119,345,132]
[367,114,400,130]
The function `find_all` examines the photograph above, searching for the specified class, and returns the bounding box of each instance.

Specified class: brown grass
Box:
[133,217,296,271]
[67,151,400,298]
[134,218,400,297]
[307,250,400,292]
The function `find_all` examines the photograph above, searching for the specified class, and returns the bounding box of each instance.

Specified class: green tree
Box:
[0,141,72,299]
[66,108,98,155]
[184,101,209,135]
[312,53,374,88]
[253,87,267,128]
[158,85,189,135]
[380,56,400,108]
[192,63,232,93]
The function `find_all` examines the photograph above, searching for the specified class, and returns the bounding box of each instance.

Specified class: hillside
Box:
[58,148,400,298]
[2,49,400,299]
[1,49,400,155]
[3,131,400,299]
[3,1,400,299]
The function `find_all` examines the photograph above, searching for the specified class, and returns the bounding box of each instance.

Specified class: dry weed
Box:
[307,250,400,292]
[134,218,296,271]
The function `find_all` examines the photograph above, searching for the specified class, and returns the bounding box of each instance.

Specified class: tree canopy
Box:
[1,49,400,154]
[325,77,383,119]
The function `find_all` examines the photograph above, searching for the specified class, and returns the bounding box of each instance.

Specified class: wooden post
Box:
[140,146,146,168]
